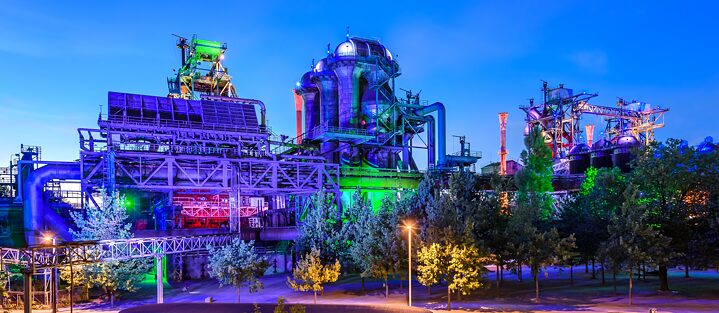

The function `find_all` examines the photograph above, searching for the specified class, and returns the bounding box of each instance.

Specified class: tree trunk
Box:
[570,265,574,287]
[659,265,669,291]
[585,261,589,274]
[313,291,317,304]
[447,285,451,311]
[629,265,633,305]
[518,263,523,282]
[496,262,500,288]
[534,271,539,302]
[237,287,241,303]
[428,285,431,295]
[591,259,596,279]
[110,291,115,308]
[642,263,646,282]
[385,276,389,299]
[612,270,617,294]
[601,262,606,286]
[500,264,504,285]
[684,257,690,278]
[361,277,365,293]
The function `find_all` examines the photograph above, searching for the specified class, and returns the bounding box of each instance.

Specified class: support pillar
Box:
[156,256,164,304]
[22,269,32,313]
[51,268,58,313]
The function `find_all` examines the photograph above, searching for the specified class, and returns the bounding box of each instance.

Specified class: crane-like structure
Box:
[521,82,668,159]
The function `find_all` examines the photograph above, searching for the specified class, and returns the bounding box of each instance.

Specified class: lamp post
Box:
[406,225,412,307]
[43,234,58,313]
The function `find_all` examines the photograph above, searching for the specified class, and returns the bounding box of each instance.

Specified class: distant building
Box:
[481,160,522,176]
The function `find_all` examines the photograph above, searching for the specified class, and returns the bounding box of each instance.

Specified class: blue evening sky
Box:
[1,1,717,166]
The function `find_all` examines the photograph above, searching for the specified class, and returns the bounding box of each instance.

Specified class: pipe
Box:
[23,163,79,245]
[255,100,267,128]
[422,115,436,166]
[414,102,446,166]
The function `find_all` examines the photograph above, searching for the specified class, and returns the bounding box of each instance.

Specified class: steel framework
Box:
[521,82,669,158]
[1,233,278,310]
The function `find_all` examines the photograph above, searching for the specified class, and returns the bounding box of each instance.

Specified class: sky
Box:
[1,1,717,167]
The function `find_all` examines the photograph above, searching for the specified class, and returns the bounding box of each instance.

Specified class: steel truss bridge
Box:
[1,233,279,312]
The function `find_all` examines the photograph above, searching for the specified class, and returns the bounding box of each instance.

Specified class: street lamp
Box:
[42,233,58,313]
[406,224,413,307]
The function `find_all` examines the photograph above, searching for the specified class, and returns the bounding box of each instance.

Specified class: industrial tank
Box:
[612,135,639,173]
[568,143,590,174]
[590,139,612,169]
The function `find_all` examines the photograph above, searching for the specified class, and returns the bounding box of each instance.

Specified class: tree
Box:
[560,167,626,280]
[0,269,8,310]
[554,232,580,286]
[526,228,575,301]
[297,190,343,263]
[415,242,488,311]
[61,190,151,306]
[207,238,269,303]
[344,189,373,291]
[445,243,489,310]
[365,195,406,298]
[416,243,443,295]
[515,126,554,221]
[630,139,708,290]
[607,186,670,304]
[287,248,340,304]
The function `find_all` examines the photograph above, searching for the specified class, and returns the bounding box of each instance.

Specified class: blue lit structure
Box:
[294,35,480,171]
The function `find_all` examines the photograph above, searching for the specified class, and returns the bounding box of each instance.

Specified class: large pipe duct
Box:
[414,102,446,166]
[423,115,436,166]
[22,163,79,245]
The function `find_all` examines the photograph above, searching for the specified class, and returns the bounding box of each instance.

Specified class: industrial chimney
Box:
[498,112,508,175]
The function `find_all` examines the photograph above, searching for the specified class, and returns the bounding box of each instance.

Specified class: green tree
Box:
[287,248,341,304]
[560,167,626,280]
[365,195,406,298]
[297,190,343,262]
[61,191,151,306]
[515,126,554,220]
[630,139,709,290]
[607,186,670,304]
[207,239,269,303]
[344,189,373,291]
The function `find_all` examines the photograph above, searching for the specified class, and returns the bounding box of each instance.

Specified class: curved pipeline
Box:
[255,100,267,128]
[414,102,446,166]
[23,163,79,245]
[422,115,436,166]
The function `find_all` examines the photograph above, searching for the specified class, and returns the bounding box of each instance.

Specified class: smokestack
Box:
[293,90,303,144]
[499,112,508,175]
[585,124,595,148]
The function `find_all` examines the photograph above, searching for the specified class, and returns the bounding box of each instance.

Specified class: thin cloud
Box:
[569,51,609,75]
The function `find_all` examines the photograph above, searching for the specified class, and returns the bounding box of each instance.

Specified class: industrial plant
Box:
[0,34,695,310]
